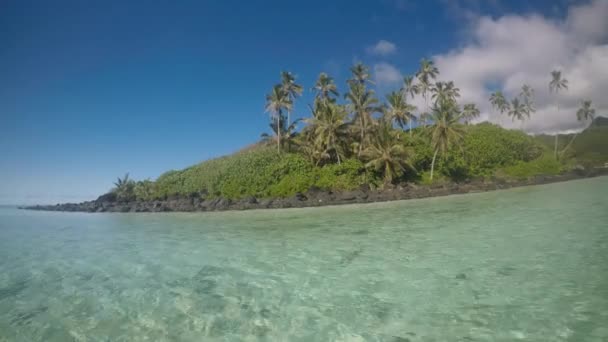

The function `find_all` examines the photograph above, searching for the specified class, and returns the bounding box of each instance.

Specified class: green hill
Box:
[534,117,608,167]
[116,122,593,201]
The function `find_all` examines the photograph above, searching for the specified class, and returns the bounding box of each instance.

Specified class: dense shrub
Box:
[315,159,378,190]
[499,155,563,179]
[461,123,543,176]
[149,147,382,199]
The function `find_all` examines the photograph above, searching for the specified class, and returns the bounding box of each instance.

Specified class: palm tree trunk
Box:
[277,116,281,154]
[560,133,579,157]
[554,103,559,159]
[430,148,439,181]
[424,95,428,127]
[358,115,364,157]
[409,118,412,137]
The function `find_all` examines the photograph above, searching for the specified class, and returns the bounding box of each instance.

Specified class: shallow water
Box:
[1,177,607,341]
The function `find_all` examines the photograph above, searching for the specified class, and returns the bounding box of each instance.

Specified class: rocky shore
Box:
[23,169,608,213]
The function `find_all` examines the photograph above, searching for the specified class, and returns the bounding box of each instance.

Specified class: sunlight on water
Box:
[1,177,607,341]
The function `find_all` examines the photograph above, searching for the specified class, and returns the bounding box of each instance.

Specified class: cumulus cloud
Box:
[367,40,397,56]
[428,0,608,133]
[374,62,402,87]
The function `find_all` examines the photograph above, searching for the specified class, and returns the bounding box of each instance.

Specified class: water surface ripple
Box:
[1,177,607,341]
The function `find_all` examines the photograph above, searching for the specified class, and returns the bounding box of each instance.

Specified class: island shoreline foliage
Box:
[109,63,605,202]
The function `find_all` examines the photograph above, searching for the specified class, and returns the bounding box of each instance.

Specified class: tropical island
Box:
[26,61,608,213]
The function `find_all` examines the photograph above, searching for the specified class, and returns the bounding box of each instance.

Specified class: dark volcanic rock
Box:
[95,192,117,203]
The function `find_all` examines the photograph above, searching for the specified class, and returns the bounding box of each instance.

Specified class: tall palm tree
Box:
[489,91,509,120]
[362,123,415,184]
[345,80,379,157]
[519,84,535,128]
[305,101,349,164]
[508,97,527,124]
[549,70,568,158]
[561,100,596,156]
[349,62,373,85]
[461,103,480,125]
[416,58,439,123]
[313,72,339,102]
[265,85,292,153]
[280,71,303,126]
[428,100,464,181]
[432,81,460,106]
[383,91,417,136]
[402,75,419,100]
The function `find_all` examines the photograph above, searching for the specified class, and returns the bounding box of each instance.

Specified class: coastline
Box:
[22,169,608,213]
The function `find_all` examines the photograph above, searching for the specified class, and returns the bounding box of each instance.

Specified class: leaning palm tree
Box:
[349,62,373,85]
[280,71,303,126]
[560,100,596,156]
[265,85,292,153]
[362,123,415,184]
[345,81,379,157]
[313,72,339,102]
[549,70,568,158]
[415,58,439,121]
[383,91,417,136]
[461,103,480,125]
[428,100,464,181]
[305,101,349,164]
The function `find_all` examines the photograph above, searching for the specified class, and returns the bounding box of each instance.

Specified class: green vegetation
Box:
[500,156,563,180]
[108,63,606,202]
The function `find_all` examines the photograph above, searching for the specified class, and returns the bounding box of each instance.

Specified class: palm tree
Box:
[313,72,339,102]
[431,81,460,106]
[383,91,417,136]
[489,91,509,121]
[280,71,303,126]
[508,97,527,123]
[519,84,535,128]
[461,103,480,125]
[345,80,379,157]
[402,76,419,137]
[349,62,373,85]
[560,100,596,156]
[113,173,135,201]
[549,70,568,158]
[362,123,415,184]
[415,58,439,123]
[402,75,419,100]
[265,85,292,153]
[305,101,349,165]
[428,100,464,181]
[261,116,300,152]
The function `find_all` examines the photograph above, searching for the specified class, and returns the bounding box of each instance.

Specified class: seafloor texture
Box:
[1,177,607,341]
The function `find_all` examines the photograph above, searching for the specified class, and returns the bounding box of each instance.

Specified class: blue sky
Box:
[0,0,591,204]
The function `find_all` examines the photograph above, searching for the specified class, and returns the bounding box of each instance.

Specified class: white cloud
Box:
[374,62,402,87]
[367,40,397,56]
[427,0,608,134]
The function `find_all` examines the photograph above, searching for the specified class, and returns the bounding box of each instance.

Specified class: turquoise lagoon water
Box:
[1,177,607,341]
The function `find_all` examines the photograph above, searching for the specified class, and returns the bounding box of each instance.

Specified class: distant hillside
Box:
[590,116,608,127]
[565,119,608,166]
[534,117,608,167]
